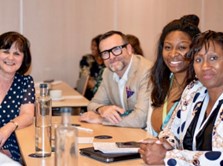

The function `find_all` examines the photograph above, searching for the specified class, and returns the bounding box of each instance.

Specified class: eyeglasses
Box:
[100,43,128,60]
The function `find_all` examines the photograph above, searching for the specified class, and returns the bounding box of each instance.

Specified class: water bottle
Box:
[35,83,52,157]
[55,107,78,166]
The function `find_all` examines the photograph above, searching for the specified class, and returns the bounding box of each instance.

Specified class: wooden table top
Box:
[16,116,152,166]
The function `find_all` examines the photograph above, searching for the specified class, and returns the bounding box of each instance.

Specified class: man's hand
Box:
[97,105,125,124]
[79,111,103,124]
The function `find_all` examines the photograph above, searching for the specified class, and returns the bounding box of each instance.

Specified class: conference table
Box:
[35,81,90,108]
[16,116,152,166]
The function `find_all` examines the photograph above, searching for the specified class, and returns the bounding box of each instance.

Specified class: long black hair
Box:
[151,14,201,107]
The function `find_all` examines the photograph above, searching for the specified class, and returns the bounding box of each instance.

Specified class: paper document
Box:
[78,137,94,144]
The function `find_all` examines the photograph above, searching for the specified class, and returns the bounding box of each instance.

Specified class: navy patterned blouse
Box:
[0,73,35,161]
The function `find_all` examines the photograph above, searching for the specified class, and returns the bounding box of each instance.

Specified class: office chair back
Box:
[76,74,89,95]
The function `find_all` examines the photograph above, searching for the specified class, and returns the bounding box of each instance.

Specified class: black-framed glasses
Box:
[100,43,128,60]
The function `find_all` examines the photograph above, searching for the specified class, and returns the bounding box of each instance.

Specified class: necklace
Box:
[162,75,174,124]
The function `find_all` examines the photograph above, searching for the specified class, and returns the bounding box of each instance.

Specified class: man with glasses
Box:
[80,30,152,128]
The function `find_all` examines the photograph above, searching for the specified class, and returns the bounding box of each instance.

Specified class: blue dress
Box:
[0,73,35,161]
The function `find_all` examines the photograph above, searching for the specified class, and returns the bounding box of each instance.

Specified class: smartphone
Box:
[116,141,141,148]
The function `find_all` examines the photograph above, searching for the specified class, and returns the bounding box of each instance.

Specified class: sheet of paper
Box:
[93,142,139,154]
[78,137,94,144]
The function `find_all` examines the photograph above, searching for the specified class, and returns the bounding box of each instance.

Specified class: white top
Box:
[113,55,133,110]
[0,153,21,166]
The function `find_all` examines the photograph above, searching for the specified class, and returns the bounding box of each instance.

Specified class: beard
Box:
[108,61,125,72]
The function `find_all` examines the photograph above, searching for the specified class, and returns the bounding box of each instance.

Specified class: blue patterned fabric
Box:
[0,73,35,161]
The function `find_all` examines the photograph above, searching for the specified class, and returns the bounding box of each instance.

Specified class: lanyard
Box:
[162,101,178,129]
[162,75,174,123]
[162,74,179,128]
[162,97,169,124]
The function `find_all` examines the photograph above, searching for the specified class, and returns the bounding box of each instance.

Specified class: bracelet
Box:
[10,120,18,131]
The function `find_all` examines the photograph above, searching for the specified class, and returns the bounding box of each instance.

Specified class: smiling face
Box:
[99,34,132,77]
[162,31,191,75]
[0,42,24,75]
[194,41,223,91]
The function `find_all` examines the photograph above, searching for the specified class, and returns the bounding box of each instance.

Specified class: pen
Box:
[75,126,93,132]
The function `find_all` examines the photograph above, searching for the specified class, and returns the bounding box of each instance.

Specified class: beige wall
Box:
[0,0,223,87]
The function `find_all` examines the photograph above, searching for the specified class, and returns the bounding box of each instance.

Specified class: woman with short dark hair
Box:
[0,31,35,162]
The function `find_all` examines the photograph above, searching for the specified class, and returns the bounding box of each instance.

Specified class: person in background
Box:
[0,31,35,162]
[146,14,200,136]
[79,36,97,76]
[86,34,105,100]
[126,34,144,56]
[79,34,105,100]
[140,30,223,165]
[80,30,152,128]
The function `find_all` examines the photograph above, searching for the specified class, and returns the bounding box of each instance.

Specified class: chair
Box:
[76,74,89,95]
[75,74,89,115]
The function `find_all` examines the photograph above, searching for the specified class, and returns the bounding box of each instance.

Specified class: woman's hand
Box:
[0,123,14,158]
[87,77,96,89]
[139,139,168,165]
[0,124,15,147]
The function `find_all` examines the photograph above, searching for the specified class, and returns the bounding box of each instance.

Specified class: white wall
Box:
[0,0,223,87]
